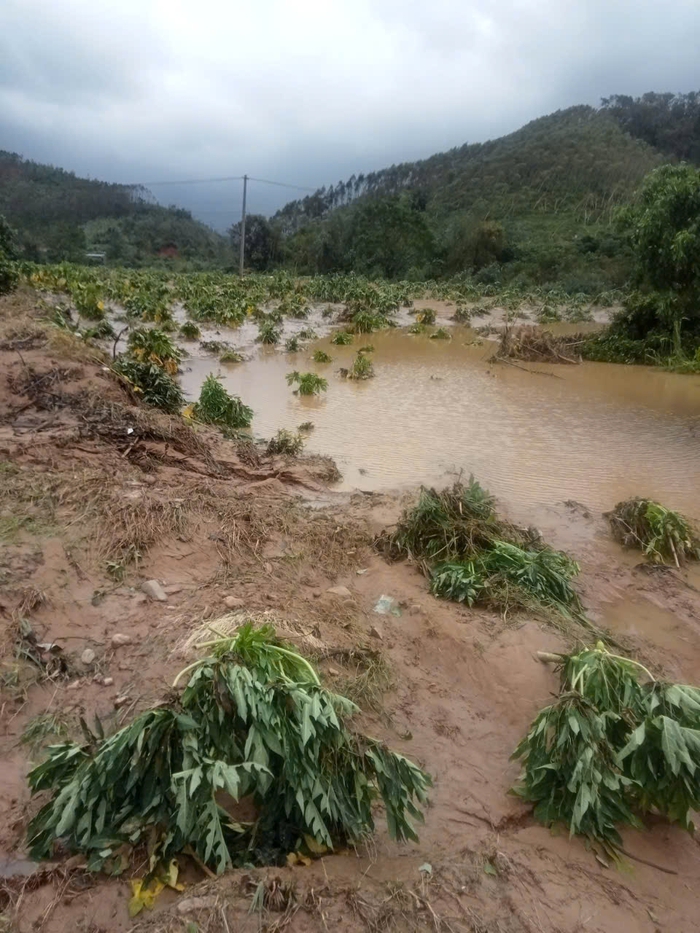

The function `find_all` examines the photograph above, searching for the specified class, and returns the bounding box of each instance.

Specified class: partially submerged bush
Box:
[114,358,184,414]
[606,498,700,566]
[341,351,375,381]
[312,349,333,363]
[386,479,582,622]
[257,318,282,345]
[331,331,353,345]
[267,429,305,457]
[193,374,253,429]
[220,349,244,363]
[512,642,700,858]
[284,335,302,352]
[430,327,451,340]
[416,308,436,325]
[286,371,328,396]
[127,327,182,374]
[179,321,201,340]
[28,624,430,874]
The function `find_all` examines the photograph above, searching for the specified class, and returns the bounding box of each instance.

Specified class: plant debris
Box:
[492,325,586,363]
[606,497,700,566]
[28,623,430,876]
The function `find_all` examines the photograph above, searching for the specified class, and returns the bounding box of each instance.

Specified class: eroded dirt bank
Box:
[2,290,700,933]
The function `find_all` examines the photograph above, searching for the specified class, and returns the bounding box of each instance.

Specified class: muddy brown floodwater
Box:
[180,323,700,517]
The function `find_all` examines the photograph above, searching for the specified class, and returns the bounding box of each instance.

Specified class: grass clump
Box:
[331,331,353,345]
[27,623,430,875]
[193,374,253,429]
[266,429,304,457]
[606,498,700,566]
[386,479,582,622]
[512,642,700,859]
[179,321,201,340]
[286,371,328,396]
[113,358,184,414]
[312,349,333,363]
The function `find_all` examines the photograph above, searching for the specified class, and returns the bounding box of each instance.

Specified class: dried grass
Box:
[491,325,586,363]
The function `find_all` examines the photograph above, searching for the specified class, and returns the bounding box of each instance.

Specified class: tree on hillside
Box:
[346,195,435,279]
[229,214,281,271]
[0,213,19,295]
[621,163,700,355]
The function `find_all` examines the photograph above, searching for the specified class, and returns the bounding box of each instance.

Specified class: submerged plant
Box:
[606,498,700,566]
[407,322,427,335]
[284,335,302,352]
[220,349,244,363]
[299,327,317,340]
[267,429,304,457]
[179,321,201,340]
[430,328,451,340]
[512,642,700,858]
[193,374,253,429]
[286,371,328,396]
[342,351,374,380]
[114,358,184,414]
[27,624,430,875]
[416,308,436,326]
[331,331,354,346]
[312,350,333,363]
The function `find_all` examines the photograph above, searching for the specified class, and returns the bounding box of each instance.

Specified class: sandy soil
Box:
[1,289,700,933]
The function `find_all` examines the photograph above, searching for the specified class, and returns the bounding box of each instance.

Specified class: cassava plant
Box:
[27,624,430,875]
[286,371,328,396]
[193,374,253,429]
[512,642,700,858]
[606,498,700,567]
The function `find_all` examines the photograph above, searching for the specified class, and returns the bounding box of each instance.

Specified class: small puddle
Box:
[178,318,700,516]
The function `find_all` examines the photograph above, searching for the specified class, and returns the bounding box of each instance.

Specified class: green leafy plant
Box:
[114,358,184,414]
[27,624,430,874]
[284,335,302,352]
[416,309,436,325]
[220,349,244,363]
[512,642,700,858]
[429,327,451,340]
[256,319,282,345]
[286,371,328,396]
[179,321,201,340]
[342,351,374,380]
[0,213,19,295]
[266,429,304,456]
[312,350,333,363]
[331,331,353,345]
[192,375,253,430]
[127,328,182,374]
[408,322,427,335]
[606,498,700,566]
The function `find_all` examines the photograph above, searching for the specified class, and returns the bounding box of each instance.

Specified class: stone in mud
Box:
[224,596,245,609]
[80,648,95,666]
[110,633,132,648]
[369,625,383,640]
[142,579,167,602]
[327,585,352,598]
[177,896,219,915]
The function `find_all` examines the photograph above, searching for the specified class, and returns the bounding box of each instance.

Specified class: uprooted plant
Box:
[384,478,584,623]
[27,623,430,876]
[512,642,700,860]
[606,497,700,567]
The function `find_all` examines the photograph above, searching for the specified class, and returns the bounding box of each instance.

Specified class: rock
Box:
[312,589,322,598]
[80,648,95,666]
[114,695,130,709]
[264,562,273,574]
[110,633,132,648]
[224,596,245,610]
[66,679,81,690]
[327,585,352,598]
[164,584,183,595]
[101,677,114,687]
[177,896,219,915]
[328,667,340,676]
[369,626,383,640]
[142,580,167,602]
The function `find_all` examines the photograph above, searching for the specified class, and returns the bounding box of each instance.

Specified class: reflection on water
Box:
[180,326,700,516]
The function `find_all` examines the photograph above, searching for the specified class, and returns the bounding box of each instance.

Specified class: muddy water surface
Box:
[180,324,700,516]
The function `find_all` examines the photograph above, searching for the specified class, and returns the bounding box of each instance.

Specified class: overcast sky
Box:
[1,0,699,230]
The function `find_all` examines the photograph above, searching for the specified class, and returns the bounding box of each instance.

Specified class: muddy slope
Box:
[2,290,700,933]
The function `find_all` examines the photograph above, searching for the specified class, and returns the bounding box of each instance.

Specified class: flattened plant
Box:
[27,624,430,875]
[606,497,700,567]
[114,358,184,414]
[512,642,700,858]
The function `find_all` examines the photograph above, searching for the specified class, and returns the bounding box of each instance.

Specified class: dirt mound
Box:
[3,291,700,933]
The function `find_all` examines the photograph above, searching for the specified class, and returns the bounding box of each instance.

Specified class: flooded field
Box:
[179,316,700,516]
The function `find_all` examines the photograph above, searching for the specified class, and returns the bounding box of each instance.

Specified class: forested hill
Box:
[0,151,230,265]
[274,106,662,234]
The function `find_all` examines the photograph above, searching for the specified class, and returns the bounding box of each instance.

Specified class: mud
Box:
[2,290,700,933]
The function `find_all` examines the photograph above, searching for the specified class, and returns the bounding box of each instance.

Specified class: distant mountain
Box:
[0,151,231,266]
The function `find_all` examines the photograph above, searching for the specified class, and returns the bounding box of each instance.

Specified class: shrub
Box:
[193,374,253,429]
[113,358,184,414]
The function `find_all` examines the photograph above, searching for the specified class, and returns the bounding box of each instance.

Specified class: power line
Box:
[247,176,317,192]
[135,174,317,192]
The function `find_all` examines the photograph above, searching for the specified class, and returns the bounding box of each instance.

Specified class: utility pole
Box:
[239,174,248,276]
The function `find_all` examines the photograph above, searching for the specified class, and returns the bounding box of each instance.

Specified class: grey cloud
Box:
[0,0,698,231]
